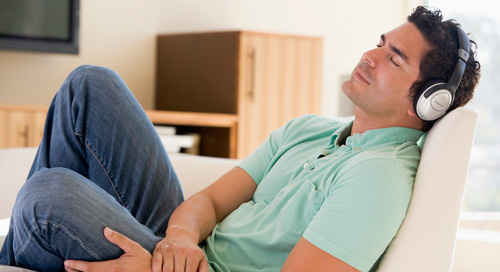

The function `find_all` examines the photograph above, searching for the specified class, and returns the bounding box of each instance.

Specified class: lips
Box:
[353,66,371,84]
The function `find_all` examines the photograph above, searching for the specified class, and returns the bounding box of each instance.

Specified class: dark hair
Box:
[407,6,481,131]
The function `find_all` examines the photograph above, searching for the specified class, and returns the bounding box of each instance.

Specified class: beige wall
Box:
[0,0,419,116]
[0,1,162,109]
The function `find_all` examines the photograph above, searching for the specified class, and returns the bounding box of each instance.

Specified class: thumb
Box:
[103,227,140,254]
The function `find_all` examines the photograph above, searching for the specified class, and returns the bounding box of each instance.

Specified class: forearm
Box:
[164,167,256,244]
[153,167,256,271]
[165,192,218,244]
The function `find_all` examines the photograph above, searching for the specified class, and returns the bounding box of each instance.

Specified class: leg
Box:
[1,65,183,266]
[9,168,162,271]
[29,65,184,233]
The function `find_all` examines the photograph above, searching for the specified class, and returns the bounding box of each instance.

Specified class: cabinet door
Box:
[0,110,7,148]
[237,34,280,159]
[156,32,240,114]
[0,110,30,148]
[237,33,322,159]
[29,110,47,147]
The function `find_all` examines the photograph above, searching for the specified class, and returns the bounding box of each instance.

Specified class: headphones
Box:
[414,25,470,121]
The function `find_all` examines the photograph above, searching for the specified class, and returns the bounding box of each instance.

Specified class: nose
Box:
[362,48,378,68]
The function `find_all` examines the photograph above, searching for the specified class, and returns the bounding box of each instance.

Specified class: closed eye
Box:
[376,43,401,67]
[390,56,400,67]
[379,34,409,67]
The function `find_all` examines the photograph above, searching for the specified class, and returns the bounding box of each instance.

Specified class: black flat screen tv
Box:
[0,0,80,54]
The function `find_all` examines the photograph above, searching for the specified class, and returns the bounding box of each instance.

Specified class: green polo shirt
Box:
[203,114,424,272]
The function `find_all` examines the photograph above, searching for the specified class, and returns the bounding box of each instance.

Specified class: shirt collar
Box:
[328,121,424,149]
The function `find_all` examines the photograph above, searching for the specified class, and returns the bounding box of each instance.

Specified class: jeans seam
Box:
[14,220,38,260]
[84,141,126,207]
[16,219,103,261]
[44,220,103,261]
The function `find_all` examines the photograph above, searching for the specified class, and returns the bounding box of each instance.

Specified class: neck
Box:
[351,108,423,136]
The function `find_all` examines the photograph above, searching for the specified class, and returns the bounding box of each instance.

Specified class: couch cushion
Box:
[0,266,36,272]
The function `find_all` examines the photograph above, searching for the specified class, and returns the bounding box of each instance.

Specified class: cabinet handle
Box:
[21,125,29,147]
[247,48,256,101]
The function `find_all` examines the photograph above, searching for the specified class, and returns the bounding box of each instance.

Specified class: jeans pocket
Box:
[277,179,324,236]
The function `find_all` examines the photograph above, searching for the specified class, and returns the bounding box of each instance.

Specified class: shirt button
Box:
[303,163,309,169]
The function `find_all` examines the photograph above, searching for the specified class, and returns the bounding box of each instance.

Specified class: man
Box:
[1,6,480,272]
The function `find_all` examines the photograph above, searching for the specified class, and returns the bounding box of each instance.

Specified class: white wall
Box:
[0,0,419,117]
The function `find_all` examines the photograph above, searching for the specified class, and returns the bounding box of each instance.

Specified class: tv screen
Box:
[0,0,80,54]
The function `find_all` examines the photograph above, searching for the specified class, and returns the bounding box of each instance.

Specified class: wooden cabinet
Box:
[0,105,47,148]
[156,31,322,159]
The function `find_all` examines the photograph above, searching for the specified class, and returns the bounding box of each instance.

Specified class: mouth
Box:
[353,67,370,85]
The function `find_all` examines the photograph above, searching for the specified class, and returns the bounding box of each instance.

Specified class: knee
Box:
[63,65,132,103]
[13,168,86,221]
[68,65,121,86]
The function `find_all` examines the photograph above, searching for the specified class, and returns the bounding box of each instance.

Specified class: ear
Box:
[408,107,418,117]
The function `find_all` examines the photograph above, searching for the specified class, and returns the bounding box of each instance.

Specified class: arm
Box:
[281,238,360,272]
[153,166,257,272]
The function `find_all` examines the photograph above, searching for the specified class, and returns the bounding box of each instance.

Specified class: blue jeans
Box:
[0,65,184,271]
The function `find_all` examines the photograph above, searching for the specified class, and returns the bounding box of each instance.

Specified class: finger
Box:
[173,253,186,272]
[185,258,198,272]
[64,265,81,272]
[103,227,140,253]
[152,251,163,272]
[164,251,174,272]
[64,260,91,271]
[185,251,205,272]
[198,259,210,272]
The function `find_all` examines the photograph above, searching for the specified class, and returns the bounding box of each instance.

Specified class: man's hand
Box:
[152,227,210,272]
[64,227,152,272]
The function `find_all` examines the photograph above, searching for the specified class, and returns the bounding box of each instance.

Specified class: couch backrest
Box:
[0,148,239,219]
[0,148,38,219]
[376,107,478,271]
[169,153,240,198]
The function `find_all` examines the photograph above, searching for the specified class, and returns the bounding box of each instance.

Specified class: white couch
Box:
[0,148,239,272]
[0,107,479,272]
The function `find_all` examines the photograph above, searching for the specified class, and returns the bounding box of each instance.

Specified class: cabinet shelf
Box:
[145,110,238,158]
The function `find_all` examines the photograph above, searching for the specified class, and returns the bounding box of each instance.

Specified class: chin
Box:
[341,80,352,94]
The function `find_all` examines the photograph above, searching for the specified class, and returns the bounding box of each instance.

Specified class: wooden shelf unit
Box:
[0,104,238,158]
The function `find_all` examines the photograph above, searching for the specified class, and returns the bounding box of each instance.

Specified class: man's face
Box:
[342,22,431,120]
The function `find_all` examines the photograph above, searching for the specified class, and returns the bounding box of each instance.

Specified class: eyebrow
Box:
[381,34,409,63]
